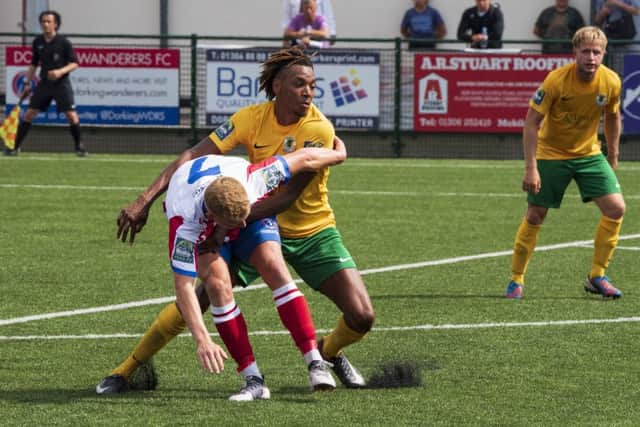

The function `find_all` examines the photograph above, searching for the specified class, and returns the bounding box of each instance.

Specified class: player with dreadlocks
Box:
[97,46,374,397]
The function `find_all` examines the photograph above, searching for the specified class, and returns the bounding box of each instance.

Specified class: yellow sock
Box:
[591,215,623,278]
[320,315,365,359]
[111,303,186,379]
[511,218,542,285]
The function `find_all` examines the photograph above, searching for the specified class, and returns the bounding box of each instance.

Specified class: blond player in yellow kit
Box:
[505,26,626,299]
[97,47,373,394]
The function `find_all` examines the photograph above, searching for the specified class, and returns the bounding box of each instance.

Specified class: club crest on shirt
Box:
[173,238,194,264]
[596,94,607,107]
[283,136,296,153]
[214,120,234,140]
[260,164,285,191]
[304,140,323,148]
[532,88,545,105]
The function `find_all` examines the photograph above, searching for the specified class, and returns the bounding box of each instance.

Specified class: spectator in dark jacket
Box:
[457,0,504,49]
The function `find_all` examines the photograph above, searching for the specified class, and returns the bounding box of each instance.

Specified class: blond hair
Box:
[572,26,608,50]
[204,177,250,228]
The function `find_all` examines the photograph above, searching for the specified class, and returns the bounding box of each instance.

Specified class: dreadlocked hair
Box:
[259,46,315,100]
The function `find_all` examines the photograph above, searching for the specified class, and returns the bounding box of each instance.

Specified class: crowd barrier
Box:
[1,33,639,158]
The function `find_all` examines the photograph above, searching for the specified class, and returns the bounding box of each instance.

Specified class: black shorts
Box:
[29,79,76,113]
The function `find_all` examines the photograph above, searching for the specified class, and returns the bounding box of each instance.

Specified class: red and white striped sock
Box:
[211,300,255,372]
[273,282,317,356]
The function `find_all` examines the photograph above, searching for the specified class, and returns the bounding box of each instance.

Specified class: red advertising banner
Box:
[414,53,573,133]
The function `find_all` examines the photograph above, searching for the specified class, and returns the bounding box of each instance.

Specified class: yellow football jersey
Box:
[209,101,336,238]
[529,62,621,160]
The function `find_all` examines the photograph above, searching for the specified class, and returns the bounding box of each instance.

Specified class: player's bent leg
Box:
[319,268,374,336]
[248,241,291,288]
[250,242,335,391]
[317,268,373,388]
[201,253,266,398]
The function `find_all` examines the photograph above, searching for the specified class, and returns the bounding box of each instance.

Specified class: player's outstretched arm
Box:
[117,136,222,244]
[174,271,227,373]
[246,172,315,223]
[283,141,347,176]
[244,136,346,224]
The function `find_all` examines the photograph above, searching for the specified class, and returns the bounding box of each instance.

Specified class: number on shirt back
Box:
[187,157,221,184]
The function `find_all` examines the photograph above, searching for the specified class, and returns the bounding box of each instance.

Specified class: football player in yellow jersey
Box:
[97,47,372,394]
[504,26,626,300]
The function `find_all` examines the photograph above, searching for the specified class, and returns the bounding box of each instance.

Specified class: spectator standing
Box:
[4,10,87,157]
[400,0,447,50]
[534,0,586,54]
[595,0,639,41]
[595,0,639,72]
[283,0,336,44]
[457,0,504,49]
[284,0,330,49]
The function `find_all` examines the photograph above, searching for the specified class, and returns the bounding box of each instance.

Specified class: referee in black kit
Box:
[5,10,87,157]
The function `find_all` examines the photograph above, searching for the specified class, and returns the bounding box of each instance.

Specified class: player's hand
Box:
[47,69,62,81]
[117,198,151,244]
[196,341,228,374]
[196,225,229,255]
[522,169,541,195]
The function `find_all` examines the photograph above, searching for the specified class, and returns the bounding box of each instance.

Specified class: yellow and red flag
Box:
[0,104,21,150]
[1,91,29,150]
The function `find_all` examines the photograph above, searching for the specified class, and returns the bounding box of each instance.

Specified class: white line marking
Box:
[1,234,639,327]
[3,317,640,341]
[0,183,145,191]
[2,183,639,200]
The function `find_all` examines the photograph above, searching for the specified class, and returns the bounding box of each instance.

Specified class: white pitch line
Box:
[1,233,639,327]
[0,183,145,191]
[3,317,640,341]
[2,183,639,200]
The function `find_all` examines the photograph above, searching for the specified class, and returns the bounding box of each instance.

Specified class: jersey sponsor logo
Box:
[173,237,194,264]
[596,94,607,107]
[304,140,324,148]
[532,88,545,105]
[214,120,234,140]
[283,136,296,153]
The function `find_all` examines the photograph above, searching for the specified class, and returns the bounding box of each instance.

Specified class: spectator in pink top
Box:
[284,0,330,49]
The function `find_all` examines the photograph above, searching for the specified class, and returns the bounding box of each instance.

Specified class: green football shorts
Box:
[528,154,621,208]
[232,226,357,290]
